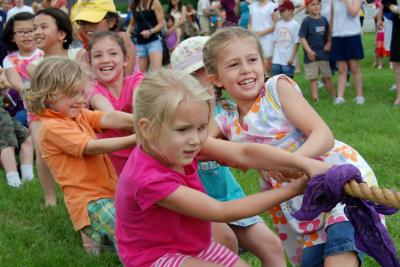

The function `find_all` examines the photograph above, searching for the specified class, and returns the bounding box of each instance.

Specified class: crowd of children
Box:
[0,0,399,266]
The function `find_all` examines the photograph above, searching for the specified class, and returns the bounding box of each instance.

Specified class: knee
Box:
[22,136,33,147]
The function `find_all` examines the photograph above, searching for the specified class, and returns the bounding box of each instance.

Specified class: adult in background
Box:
[331,0,365,105]
[167,0,187,39]
[214,0,239,25]
[382,0,400,105]
[6,0,33,22]
[127,0,164,72]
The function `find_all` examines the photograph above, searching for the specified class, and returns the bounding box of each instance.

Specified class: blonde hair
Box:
[25,57,87,114]
[203,27,263,76]
[133,69,214,145]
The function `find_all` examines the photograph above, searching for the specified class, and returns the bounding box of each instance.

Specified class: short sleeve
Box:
[293,22,300,43]
[265,75,303,108]
[2,56,13,69]
[40,121,91,158]
[299,18,308,38]
[136,176,181,211]
[81,109,104,132]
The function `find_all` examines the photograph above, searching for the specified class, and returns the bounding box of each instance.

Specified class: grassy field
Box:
[0,33,399,266]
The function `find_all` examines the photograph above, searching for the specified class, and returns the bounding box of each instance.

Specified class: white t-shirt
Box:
[249,0,278,57]
[6,5,34,22]
[332,0,361,37]
[272,19,300,66]
[197,0,211,16]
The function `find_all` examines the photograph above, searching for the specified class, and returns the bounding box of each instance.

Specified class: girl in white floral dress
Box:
[204,27,380,267]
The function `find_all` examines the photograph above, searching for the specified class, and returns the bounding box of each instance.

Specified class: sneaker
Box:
[354,96,365,105]
[317,80,324,89]
[389,84,397,91]
[334,97,345,105]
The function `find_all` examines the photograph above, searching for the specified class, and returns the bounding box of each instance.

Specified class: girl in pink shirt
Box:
[88,31,143,175]
[115,69,330,267]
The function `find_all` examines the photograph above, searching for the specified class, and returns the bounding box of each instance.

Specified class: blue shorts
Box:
[301,221,364,267]
[271,64,295,78]
[331,35,364,61]
[136,39,163,58]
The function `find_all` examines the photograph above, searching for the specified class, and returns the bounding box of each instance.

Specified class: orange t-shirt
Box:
[38,108,118,231]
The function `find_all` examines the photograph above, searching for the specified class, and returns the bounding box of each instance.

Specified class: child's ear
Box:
[123,54,129,67]
[208,73,224,88]
[138,117,152,140]
[58,30,67,44]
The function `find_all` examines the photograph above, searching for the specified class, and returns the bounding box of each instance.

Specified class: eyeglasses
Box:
[13,29,34,37]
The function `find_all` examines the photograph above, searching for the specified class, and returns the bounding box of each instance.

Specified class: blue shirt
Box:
[198,104,246,201]
[299,16,330,63]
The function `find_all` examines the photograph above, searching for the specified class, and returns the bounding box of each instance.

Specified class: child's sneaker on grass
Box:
[334,97,345,105]
[81,232,100,256]
[21,164,34,182]
[389,84,397,91]
[354,96,365,105]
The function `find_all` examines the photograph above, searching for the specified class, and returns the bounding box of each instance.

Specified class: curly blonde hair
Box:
[25,57,87,114]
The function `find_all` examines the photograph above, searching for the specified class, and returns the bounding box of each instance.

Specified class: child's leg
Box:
[310,79,319,101]
[348,59,363,98]
[0,147,22,187]
[83,198,116,253]
[336,61,348,99]
[323,222,361,267]
[322,77,336,98]
[393,62,400,105]
[30,121,57,206]
[14,121,34,181]
[211,222,239,254]
[231,222,286,267]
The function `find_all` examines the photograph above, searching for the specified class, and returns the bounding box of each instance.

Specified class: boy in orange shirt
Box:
[25,57,136,254]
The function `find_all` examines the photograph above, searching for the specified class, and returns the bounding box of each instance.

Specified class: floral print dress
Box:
[215,75,379,266]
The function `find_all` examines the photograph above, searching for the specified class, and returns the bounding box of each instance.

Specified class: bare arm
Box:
[100,111,133,130]
[158,175,307,222]
[277,78,335,158]
[288,43,299,66]
[89,94,115,112]
[344,0,361,17]
[300,37,316,61]
[200,136,330,176]
[119,31,136,75]
[256,12,278,37]
[4,68,25,92]
[150,0,166,33]
[127,16,136,34]
[84,134,136,155]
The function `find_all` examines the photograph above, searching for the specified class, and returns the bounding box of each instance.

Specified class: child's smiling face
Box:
[46,81,88,118]
[209,38,264,106]
[12,20,36,53]
[90,36,127,84]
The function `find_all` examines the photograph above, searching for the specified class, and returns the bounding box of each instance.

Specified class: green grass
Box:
[0,33,398,266]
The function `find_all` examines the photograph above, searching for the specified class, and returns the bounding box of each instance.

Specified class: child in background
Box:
[25,57,136,254]
[115,68,331,267]
[248,0,279,77]
[299,0,335,101]
[2,12,44,96]
[204,27,380,266]
[88,31,144,175]
[0,98,34,187]
[330,0,364,105]
[2,12,44,126]
[27,7,87,206]
[271,1,300,79]
[373,2,389,69]
[165,15,180,52]
[171,36,287,266]
[71,0,137,75]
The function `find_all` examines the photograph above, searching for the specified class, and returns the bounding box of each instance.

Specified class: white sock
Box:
[21,164,34,182]
[6,171,22,188]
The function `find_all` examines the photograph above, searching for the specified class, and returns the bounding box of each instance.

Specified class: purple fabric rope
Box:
[293,164,399,267]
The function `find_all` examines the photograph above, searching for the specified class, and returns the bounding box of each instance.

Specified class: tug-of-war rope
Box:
[344,180,400,209]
